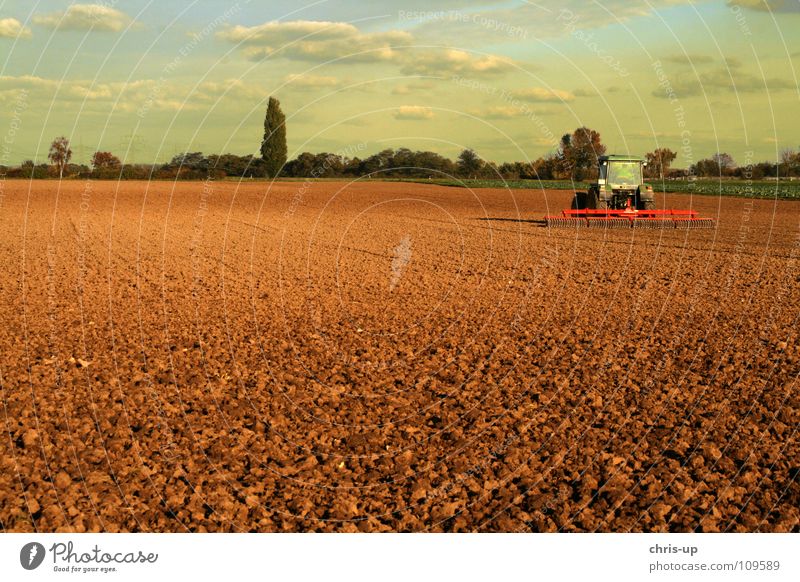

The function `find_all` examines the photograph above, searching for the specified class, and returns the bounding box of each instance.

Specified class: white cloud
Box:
[401,49,512,77]
[392,81,435,95]
[283,74,342,90]
[0,74,58,97]
[0,76,161,111]
[33,4,135,32]
[218,20,357,45]
[512,87,575,102]
[218,20,412,63]
[0,74,264,115]
[217,19,518,78]
[0,17,32,39]
[394,105,434,120]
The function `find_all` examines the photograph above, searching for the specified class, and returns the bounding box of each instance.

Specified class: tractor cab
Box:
[600,158,642,189]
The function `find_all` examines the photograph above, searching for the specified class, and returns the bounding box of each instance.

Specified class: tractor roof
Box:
[600,154,645,162]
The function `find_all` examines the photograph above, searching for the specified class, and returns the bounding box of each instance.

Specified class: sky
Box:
[0,0,799,167]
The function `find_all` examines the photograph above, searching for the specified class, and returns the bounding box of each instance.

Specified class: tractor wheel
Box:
[598,200,609,211]
[586,190,599,209]
[635,192,656,211]
[571,192,588,210]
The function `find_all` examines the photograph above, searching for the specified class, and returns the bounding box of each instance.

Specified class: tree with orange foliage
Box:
[91,151,122,171]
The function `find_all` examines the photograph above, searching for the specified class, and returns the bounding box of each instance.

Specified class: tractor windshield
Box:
[606,162,642,185]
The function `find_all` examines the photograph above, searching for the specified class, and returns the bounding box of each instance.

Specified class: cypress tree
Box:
[260,97,287,178]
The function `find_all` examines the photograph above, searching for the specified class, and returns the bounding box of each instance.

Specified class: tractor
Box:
[576,155,655,210]
[546,154,714,229]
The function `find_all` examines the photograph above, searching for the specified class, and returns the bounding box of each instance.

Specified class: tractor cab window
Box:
[607,162,641,185]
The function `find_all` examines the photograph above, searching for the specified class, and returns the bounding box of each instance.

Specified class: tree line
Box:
[3,97,799,181]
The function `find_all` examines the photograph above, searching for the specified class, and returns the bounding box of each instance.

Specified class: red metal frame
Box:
[544,207,714,228]
[556,208,701,218]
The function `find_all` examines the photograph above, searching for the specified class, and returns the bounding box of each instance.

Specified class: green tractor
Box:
[548,154,714,228]
[573,155,655,211]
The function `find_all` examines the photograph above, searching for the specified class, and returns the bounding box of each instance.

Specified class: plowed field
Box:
[1,179,798,532]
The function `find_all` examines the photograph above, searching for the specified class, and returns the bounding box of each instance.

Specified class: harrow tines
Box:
[632,218,675,229]
[547,217,586,228]
[674,218,715,229]
[693,218,715,229]
[587,218,631,229]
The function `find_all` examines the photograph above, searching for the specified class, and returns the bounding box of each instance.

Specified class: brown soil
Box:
[0,179,798,532]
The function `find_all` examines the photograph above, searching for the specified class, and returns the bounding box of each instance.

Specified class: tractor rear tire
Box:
[587,190,599,209]
[635,192,656,211]
[571,192,588,210]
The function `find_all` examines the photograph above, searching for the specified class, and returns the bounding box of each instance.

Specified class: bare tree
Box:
[48,137,72,179]
[779,147,798,178]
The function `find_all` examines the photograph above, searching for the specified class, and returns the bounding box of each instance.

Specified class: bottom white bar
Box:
[1,533,797,581]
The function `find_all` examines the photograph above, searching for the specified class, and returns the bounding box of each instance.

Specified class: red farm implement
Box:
[546,154,714,229]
